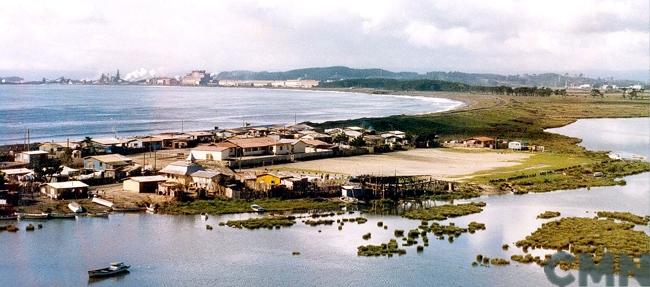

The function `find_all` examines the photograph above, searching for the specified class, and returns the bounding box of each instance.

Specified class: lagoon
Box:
[0,117,649,287]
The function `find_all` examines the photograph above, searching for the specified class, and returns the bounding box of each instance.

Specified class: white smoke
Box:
[124,68,157,81]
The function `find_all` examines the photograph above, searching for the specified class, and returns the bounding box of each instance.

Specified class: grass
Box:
[316,92,650,192]
[223,216,296,229]
[357,239,406,257]
[402,202,485,221]
[158,198,344,215]
[596,211,649,225]
[537,211,561,219]
[477,159,650,193]
[514,217,650,270]
[304,219,335,226]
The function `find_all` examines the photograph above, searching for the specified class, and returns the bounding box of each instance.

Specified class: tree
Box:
[350,135,366,147]
[33,158,62,182]
[333,133,348,144]
[590,89,603,98]
[82,136,96,155]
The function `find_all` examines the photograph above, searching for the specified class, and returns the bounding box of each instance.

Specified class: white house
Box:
[188,143,237,161]
[508,141,522,150]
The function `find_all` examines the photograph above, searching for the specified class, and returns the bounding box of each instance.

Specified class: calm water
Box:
[0,85,462,144]
[1,118,649,287]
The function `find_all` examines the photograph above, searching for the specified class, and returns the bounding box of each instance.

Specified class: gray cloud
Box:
[0,0,647,80]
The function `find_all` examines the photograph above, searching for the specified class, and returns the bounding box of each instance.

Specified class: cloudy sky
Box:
[0,0,648,80]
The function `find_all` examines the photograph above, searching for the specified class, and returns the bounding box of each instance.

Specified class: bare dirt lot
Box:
[270,148,530,180]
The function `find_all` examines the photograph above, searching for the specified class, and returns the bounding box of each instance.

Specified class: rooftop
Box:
[47,181,89,189]
[86,154,133,164]
[127,175,167,182]
[228,137,278,148]
[190,170,221,179]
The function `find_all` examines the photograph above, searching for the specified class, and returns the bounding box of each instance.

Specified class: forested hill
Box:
[214,66,643,88]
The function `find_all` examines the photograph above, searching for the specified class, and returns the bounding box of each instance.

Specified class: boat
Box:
[50,213,76,219]
[92,197,114,208]
[146,205,156,214]
[88,262,130,278]
[68,202,83,213]
[87,212,110,218]
[250,204,266,212]
[112,206,145,213]
[16,212,49,220]
[200,213,208,221]
[0,215,18,220]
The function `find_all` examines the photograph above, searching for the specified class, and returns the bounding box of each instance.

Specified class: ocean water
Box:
[0,118,648,286]
[0,85,462,144]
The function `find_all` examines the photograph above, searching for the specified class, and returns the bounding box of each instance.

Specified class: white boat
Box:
[146,205,156,214]
[250,204,266,212]
[92,197,114,208]
[200,213,209,220]
[68,202,83,213]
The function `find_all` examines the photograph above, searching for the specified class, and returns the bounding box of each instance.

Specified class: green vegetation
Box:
[362,233,371,240]
[304,219,335,226]
[158,198,343,215]
[357,239,406,257]
[490,258,510,265]
[1,224,19,232]
[514,217,650,268]
[402,202,485,221]
[317,92,649,193]
[223,216,296,230]
[502,244,509,250]
[537,211,561,219]
[484,159,650,193]
[596,211,649,225]
[394,229,404,237]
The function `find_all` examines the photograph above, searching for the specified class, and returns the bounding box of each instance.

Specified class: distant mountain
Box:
[215,66,419,81]
[0,76,24,84]
[215,66,644,88]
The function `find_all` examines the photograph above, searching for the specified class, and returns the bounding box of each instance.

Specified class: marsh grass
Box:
[596,211,649,225]
[537,211,561,219]
[224,216,296,230]
[402,202,485,221]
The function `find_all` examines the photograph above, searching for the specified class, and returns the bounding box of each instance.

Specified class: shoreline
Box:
[0,87,467,148]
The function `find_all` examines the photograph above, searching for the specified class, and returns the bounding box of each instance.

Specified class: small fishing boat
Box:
[68,202,83,213]
[0,214,18,220]
[17,213,49,220]
[50,213,76,219]
[88,262,130,278]
[250,204,266,212]
[146,205,156,214]
[111,206,145,213]
[200,213,209,220]
[87,212,110,218]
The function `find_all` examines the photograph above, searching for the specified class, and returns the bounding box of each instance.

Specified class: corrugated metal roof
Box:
[47,181,89,189]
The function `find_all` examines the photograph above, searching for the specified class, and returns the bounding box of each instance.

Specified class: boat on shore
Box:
[68,202,83,213]
[0,215,18,220]
[200,213,209,220]
[87,212,110,218]
[88,262,130,278]
[112,206,145,213]
[50,213,76,219]
[16,213,50,220]
[146,204,156,214]
[250,204,266,212]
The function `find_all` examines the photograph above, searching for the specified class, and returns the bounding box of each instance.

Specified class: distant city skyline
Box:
[0,0,648,81]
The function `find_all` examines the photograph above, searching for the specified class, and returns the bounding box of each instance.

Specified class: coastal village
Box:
[0,113,547,218]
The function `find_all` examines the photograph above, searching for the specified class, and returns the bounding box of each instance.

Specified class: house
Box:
[300,139,332,152]
[41,181,89,200]
[39,141,80,154]
[1,168,34,182]
[126,136,163,150]
[84,154,133,172]
[344,130,363,139]
[15,150,49,167]
[190,170,221,192]
[153,133,192,149]
[463,136,496,148]
[341,185,365,199]
[159,161,204,186]
[256,173,292,186]
[188,143,238,161]
[91,138,127,153]
[364,135,385,147]
[123,175,168,193]
[186,131,214,143]
[299,132,331,142]
[227,137,289,157]
[508,141,528,150]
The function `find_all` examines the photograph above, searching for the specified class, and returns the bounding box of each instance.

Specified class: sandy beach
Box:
[269,148,530,180]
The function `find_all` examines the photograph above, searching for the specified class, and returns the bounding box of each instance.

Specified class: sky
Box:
[0,0,648,81]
